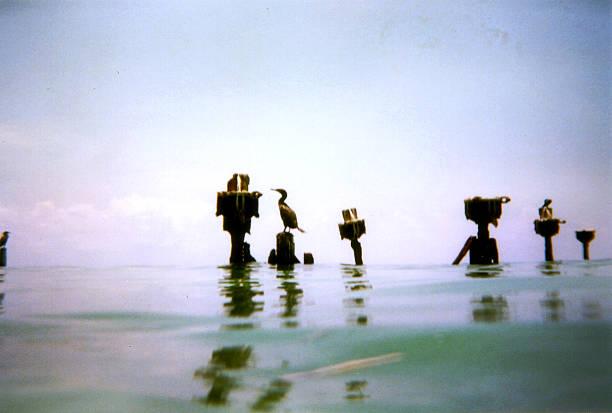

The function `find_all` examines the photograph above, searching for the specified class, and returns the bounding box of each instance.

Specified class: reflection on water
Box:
[194,345,252,405]
[345,379,369,400]
[252,378,292,411]
[342,266,371,326]
[276,267,302,328]
[538,262,561,276]
[0,292,4,315]
[219,265,264,319]
[540,291,565,322]
[472,295,509,322]
[582,299,602,320]
[466,264,503,278]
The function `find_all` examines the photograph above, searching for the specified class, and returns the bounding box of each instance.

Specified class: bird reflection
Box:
[540,291,565,322]
[538,262,561,276]
[194,345,252,405]
[277,267,303,328]
[342,266,371,326]
[471,295,509,322]
[219,265,264,321]
[345,379,369,400]
[465,264,503,278]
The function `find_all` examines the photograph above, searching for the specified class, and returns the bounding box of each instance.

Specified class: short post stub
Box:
[303,253,314,265]
[276,232,300,265]
[0,248,6,267]
[339,208,366,265]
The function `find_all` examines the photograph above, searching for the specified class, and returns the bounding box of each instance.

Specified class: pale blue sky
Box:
[1,0,610,266]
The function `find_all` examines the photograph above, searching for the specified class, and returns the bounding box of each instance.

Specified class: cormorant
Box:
[271,189,305,233]
[0,232,9,247]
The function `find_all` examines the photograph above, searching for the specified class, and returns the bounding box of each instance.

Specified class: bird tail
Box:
[298,227,306,233]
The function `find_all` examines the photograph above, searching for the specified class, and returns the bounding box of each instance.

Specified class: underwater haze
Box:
[1,261,610,412]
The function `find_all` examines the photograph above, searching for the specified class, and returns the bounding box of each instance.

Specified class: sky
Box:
[1,0,610,267]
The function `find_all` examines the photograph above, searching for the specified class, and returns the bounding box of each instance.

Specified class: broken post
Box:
[216,174,262,264]
[454,196,511,265]
[534,199,565,262]
[275,232,300,265]
[339,208,366,265]
[0,248,5,267]
[575,230,595,260]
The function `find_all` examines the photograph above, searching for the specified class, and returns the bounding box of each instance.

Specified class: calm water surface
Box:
[1,260,610,412]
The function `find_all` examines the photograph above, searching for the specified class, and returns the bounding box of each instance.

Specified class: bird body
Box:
[272,189,305,233]
[0,231,9,247]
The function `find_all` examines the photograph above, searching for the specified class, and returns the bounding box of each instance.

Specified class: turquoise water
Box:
[0,261,610,412]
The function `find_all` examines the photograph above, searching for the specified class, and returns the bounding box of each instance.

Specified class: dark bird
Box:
[0,231,9,247]
[271,189,305,233]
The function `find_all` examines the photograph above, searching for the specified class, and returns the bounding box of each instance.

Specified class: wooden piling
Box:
[575,230,595,260]
[456,196,510,265]
[339,208,366,266]
[534,218,564,262]
[276,232,300,265]
[216,174,262,264]
[0,248,5,267]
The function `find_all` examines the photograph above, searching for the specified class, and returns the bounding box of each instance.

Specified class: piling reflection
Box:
[219,265,264,322]
[194,345,252,405]
[0,292,4,315]
[465,264,503,278]
[276,267,302,328]
[252,378,292,411]
[345,379,369,400]
[538,262,561,276]
[471,295,509,322]
[540,291,565,322]
[581,299,602,320]
[342,266,371,326]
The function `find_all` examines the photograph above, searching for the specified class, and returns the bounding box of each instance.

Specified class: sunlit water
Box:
[1,260,610,412]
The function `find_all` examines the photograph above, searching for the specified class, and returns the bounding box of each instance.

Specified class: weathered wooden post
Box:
[275,232,300,265]
[216,174,262,264]
[339,208,366,265]
[453,196,511,265]
[0,231,9,267]
[575,230,595,260]
[534,199,565,262]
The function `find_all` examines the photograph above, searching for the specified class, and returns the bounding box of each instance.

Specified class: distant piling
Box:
[534,199,565,262]
[216,174,262,264]
[575,230,595,260]
[339,208,366,265]
[0,248,6,267]
[453,196,510,265]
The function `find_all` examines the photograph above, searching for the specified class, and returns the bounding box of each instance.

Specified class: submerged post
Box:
[216,174,262,264]
[339,208,366,265]
[575,230,595,260]
[454,196,510,265]
[534,199,565,262]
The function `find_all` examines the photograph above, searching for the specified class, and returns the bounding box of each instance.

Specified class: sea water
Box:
[0,260,610,412]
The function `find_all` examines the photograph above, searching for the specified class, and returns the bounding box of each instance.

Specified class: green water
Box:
[1,261,610,412]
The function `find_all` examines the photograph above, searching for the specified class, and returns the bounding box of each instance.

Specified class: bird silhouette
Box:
[271,189,305,233]
[0,232,9,247]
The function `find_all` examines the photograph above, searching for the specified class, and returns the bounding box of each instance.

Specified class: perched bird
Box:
[271,189,305,233]
[0,231,9,247]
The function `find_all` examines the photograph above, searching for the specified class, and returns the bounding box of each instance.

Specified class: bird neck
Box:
[278,193,287,204]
